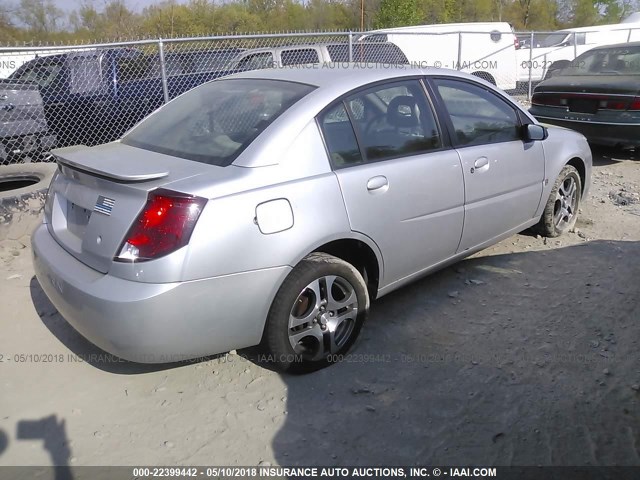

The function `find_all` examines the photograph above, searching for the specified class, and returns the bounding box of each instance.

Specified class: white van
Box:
[516,16,640,82]
[358,22,519,91]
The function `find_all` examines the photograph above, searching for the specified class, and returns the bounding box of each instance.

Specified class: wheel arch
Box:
[566,157,587,194]
[311,238,381,300]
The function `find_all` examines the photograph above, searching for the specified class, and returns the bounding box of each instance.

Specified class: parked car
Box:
[516,16,640,83]
[32,66,592,372]
[8,47,243,149]
[529,42,640,148]
[0,79,55,163]
[358,22,519,90]
[226,42,408,70]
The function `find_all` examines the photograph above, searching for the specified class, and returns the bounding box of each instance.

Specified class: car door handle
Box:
[471,157,489,173]
[0,94,7,101]
[366,175,388,192]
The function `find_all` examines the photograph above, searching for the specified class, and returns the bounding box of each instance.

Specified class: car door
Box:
[430,77,545,253]
[318,79,465,287]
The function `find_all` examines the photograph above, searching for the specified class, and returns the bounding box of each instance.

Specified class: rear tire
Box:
[537,165,582,238]
[261,253,369,373]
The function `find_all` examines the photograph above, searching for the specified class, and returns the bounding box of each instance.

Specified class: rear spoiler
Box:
[53,146,169,183]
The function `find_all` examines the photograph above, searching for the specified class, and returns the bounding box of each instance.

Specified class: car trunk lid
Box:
[533,75,640,114]
[47,142,215,273]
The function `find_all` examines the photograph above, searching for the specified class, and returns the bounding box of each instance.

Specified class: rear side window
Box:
[68,56,102,94]
[319,80,442,167]
[319,103,363,168]
[281,49,320,66]
[236,52,275,70]
[122,79,315,166]
[347,80,442,162]
[433,79,520,146]
[326,44,408,64]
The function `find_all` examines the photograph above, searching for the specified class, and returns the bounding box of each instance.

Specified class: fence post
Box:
[527,31,534,101]
[457,32,462,70]
[158,38,170,104]
[348,31,353,62]
[573,32,577,61]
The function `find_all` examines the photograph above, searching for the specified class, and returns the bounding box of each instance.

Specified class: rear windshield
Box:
[559,46,640,76]
[537,32,570,48]
[121,78,315,166]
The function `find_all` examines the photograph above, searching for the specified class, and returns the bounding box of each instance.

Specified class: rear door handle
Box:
[474,157,489,168]
[366,175,388,192]
[471,157,489,173]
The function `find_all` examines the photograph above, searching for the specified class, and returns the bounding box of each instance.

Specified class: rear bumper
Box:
[531,113,640,148]
[32,223,290,363]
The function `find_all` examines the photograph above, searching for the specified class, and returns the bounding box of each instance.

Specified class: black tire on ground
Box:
[536,165,582,238]
[0,163,57,241]
[260,252,369,373]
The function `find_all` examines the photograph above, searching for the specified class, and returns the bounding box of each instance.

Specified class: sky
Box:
[52,0,186,13]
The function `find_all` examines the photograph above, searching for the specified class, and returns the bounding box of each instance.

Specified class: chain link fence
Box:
[0,27,638,165]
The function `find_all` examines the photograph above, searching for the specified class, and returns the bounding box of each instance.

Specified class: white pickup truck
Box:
[358,22,519,91]
[517,16,640,83]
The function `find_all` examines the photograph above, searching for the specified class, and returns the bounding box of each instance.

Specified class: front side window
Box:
[433,79,520,146]
[346,80,442,162]
[122,79,315,166]
[10,62,63,89]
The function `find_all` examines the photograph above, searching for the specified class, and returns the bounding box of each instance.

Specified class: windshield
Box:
[558,46,640,76]
[121,78,315,166]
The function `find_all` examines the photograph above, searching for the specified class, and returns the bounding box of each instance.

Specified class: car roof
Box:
[228,63,465,90]
[222,63,529,168]
[588,40,640,51]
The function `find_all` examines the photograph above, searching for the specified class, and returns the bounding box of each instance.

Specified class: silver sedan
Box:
[32,65,592,372]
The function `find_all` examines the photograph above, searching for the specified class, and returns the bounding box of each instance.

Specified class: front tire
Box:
[538,165,582,237]
[261,253,369,373]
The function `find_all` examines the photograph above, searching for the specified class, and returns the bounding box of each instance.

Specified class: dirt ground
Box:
[0,148,639,468]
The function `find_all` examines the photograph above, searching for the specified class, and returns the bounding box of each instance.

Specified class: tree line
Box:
[0,0,638,45]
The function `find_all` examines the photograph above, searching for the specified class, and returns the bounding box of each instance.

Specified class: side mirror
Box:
[524,124,548,142]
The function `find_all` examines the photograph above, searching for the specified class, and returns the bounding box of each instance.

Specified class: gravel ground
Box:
[0,148,638,468]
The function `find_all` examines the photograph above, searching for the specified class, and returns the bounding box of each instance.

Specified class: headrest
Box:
[387,95,419,128]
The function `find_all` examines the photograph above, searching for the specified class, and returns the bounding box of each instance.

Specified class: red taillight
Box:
[533,92,640,111]
[116,189,207,262]
[532,93,567,107]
